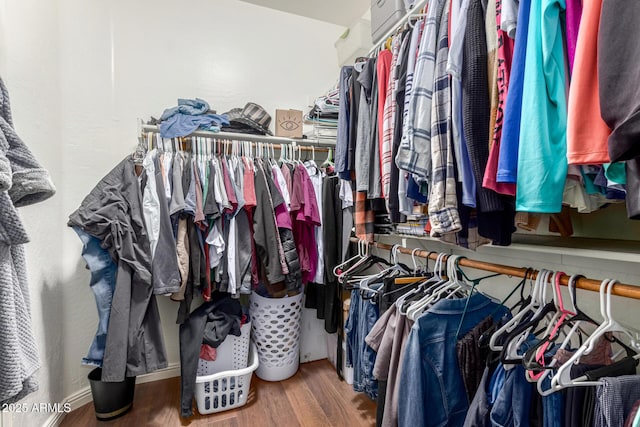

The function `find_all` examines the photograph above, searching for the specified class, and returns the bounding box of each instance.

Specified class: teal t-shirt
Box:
[516,0,568,213]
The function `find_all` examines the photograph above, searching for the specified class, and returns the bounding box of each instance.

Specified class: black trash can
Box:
[87,368,136,421]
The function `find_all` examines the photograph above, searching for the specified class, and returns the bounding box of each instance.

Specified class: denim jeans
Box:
[73,226,117,367]
[345,286,381,400]
[541,375,564,427]
[398,293,508,427]
[489,336,536,427]
[489,363,533,427]
[537,345,564,427]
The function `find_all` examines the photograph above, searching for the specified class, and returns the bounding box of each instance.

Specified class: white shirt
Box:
[142,149,161,258]
[339,179,353,209]
[206,221,225,269]
[273,163,291,210]
[501,0,519,39]
[162,151,173,200]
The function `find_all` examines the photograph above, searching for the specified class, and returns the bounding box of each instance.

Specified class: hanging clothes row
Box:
[335,0,639,250]
[339,241,640,427]
[66,129,351,387]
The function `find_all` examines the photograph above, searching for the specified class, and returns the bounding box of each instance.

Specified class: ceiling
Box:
[237,0,370,27]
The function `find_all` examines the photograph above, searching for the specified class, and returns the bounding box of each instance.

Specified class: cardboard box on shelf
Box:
[275,109,303,138]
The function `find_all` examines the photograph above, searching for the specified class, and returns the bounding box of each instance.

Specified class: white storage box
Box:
[371,0,406,43]
[195,322,258,414]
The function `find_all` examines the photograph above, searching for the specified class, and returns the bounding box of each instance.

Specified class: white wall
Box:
[0,1,65,427]
[1,1,344,425]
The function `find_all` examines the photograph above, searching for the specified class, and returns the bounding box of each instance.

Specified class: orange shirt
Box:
[566,0,611,165]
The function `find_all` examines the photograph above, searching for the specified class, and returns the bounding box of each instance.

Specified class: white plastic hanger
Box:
[550,278,640,391]
[406,255,462,321]
[344,244,395,286]
[357,245,409,293]
[338,241,375,283]
[503,270,556,362]
[396,253,443,315]
[411,248,422,274]
[547,278,613,390]
[522,272,575,382]
[489,269,547,351]
[333,240,367,279]
[533,274,586,392]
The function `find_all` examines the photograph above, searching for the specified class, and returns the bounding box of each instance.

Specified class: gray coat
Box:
[0,194,40,404]
[68,157,168,381]
[0,76,56,404]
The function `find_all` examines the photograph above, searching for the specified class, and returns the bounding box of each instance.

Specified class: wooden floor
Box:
[61,360,376,427]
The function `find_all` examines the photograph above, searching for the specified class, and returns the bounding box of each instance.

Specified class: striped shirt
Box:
[427,0,462,236]
[395,0,448,181]
[381,35,402,201]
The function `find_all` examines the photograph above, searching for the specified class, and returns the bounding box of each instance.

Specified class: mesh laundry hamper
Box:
[250,292,303,381]
[195,322,258,414]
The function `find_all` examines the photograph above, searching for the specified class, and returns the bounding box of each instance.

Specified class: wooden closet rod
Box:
[348,237,640,300]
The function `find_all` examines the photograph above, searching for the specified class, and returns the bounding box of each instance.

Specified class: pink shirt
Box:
[281,163,293,197]
[242,157,257,209]
[221,157,237,214]
[193,161,206,224]
[483,0,516,196]
[272,168,293,229]
[565,0,583,75]
[290,165,321,283]
[376,50,393,197]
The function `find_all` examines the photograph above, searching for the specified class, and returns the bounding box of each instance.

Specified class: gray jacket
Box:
[0,76,55,404]
[152,154,181,295]
[68,157,168,381]
[0,194,40,405]
[253,160,286,284]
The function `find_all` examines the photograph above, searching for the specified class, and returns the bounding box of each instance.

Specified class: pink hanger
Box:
[527,272,576,381]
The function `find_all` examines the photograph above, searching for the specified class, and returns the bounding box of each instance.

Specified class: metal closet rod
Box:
[349,237,640,300]
[162,139,331,153]
[141,124,336,148]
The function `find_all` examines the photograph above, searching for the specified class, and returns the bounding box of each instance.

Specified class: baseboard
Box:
[43,362,181,427]
[1,411,13,427]
[136,362,181,385]
[43,410,66,427]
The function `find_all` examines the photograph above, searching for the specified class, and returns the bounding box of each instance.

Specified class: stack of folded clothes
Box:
[220,102,273,136]
[158,98,229,138]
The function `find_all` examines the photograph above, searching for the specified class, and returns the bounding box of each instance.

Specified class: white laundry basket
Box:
[250,292,303,381]
[194,322,258,414]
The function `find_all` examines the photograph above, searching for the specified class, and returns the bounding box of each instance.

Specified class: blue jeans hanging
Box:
[73,226,117,367]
